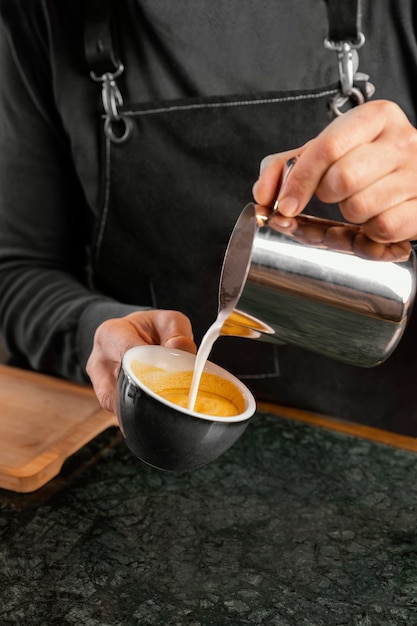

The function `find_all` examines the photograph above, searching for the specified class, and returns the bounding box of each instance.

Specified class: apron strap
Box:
[324,0,373,116]
[84,0,132,143]
[327,0,362,44]
[83,0,370,127]
[84,0,120,76]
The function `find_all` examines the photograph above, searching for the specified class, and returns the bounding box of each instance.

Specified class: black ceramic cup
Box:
[116,345,256,472]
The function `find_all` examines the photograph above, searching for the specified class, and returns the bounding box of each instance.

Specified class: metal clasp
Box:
[91,63,132,143]
[324,32,369,116]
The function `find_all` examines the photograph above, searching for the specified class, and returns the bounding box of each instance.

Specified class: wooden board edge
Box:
[258,402,417,453]
[0,363,97,397]
[0,411,119,493]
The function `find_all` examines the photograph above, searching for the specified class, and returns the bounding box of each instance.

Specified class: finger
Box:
[86,311,196,413]
[165,335,197,353]
[337,167,417,226]
[128,310,195,347]
[361,199,417,243]
[86,337,123,413]
[315,140,399,206]
[88,359,119,413]
[97,317,153,360]
[252,150,300,206]
[277,101,393,217]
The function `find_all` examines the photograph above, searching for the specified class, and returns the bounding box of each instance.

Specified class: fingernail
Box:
[277,196,299,216]
[259,155,274,174]
[276,217,293,228]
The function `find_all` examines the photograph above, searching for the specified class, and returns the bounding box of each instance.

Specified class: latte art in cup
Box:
[131,361,245,417]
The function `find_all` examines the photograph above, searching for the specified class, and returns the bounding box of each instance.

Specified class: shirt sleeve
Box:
[0,3,143,382]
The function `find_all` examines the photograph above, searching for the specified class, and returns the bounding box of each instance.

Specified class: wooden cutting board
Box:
[0,364,118,493]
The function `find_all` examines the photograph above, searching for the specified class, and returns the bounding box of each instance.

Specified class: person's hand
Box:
[86,309,196,413]
[253,100,417,243]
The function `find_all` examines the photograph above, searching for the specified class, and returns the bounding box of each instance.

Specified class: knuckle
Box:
[368,212,397,242]
[363,98,399,123]
[321,143,339,165]
[403,127,417,154]
[165,309,192,329]
[340,195,369,223]
[326,164,356,197]
[319,135,345,165]
[378,99,401,119]
[93,317,120,344]
[171,309,189,323]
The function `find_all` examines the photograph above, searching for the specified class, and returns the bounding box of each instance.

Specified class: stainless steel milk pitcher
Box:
[221,203,416,367]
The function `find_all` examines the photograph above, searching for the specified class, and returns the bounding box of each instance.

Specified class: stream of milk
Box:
[187,310,228,411]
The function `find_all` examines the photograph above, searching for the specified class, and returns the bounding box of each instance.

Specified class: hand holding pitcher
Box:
[253,100,417,244]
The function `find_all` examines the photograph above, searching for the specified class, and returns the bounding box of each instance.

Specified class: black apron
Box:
[92,86,343,377]
[84,1,417,434]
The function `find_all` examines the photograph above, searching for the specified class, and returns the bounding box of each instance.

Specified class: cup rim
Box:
[122,345,256,423]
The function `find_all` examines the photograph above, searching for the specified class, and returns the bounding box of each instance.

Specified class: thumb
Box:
[158,311,197,354]
[141,309,197,353]
[164,335,197,354]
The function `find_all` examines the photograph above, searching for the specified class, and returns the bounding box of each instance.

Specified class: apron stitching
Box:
[95,133,112,263]
[123,89,338,117]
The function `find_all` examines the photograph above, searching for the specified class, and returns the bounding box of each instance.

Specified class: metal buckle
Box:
[329,87,365,117]
[324,32,369,116]
[90,63,132,143]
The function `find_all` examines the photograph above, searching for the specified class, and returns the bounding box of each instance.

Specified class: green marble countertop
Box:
[1,411,417,626]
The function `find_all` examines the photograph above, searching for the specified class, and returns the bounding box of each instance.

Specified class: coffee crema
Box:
[131,361,245,417]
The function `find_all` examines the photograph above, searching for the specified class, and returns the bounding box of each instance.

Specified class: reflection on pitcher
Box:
[220,309,275,339]
[218,203,416,368]
[255,204,412,263]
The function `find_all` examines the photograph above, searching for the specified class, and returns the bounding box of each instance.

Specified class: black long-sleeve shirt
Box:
[1,1,417,431]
